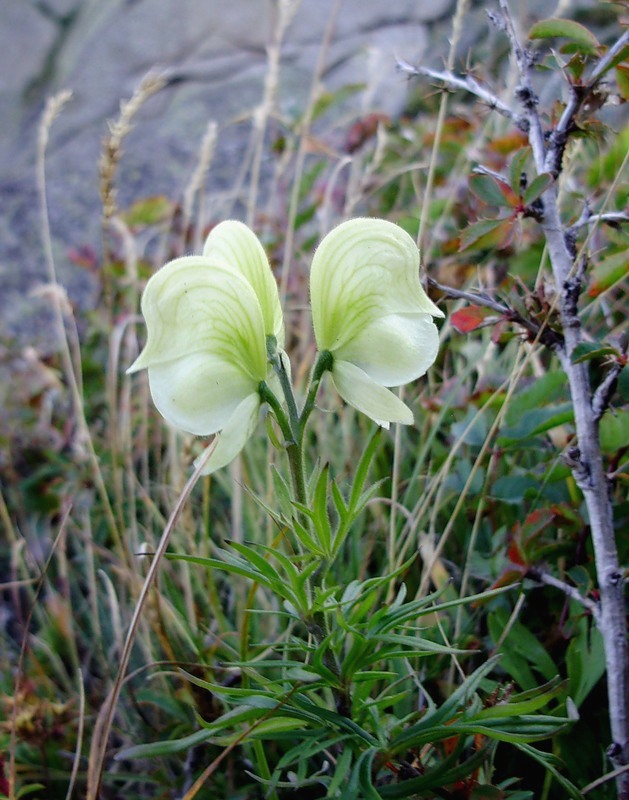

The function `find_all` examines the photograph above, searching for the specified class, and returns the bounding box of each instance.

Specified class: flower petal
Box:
[146,353,257,436]
[331,359,414,428]
[310,218,444,354]
[194,392,261,475]
[338,312,440,387]
[203,220,284,345]
[127,256,267,383]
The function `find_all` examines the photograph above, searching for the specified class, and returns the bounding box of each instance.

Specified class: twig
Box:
[497,3,629,787]
[548,29,629,175]
[428,277,564,349]
[498,0,547,169]
[571,211,629,230]
[526,567,601,625]
[428,277,510,315]
[396,59,527,129]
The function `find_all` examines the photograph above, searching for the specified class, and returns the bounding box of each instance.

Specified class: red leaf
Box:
[451,305,497,333]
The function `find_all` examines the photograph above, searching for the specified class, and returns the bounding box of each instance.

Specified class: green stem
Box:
[262,346,351,712]
[298,350,333,439]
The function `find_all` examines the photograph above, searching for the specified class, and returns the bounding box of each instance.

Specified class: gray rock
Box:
[9,0,604,352]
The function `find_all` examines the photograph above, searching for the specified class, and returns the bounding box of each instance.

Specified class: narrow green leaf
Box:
[473,677,565,719]
[290,518,325,555]
[330,478,348,524]
[116,726,215,760]
[313,464,333,553]
[515,743,586,799]
[167,553,275,591]
[228,541,282,584]
[348,429,382,514]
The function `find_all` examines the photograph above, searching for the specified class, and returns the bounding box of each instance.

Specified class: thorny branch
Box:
[526,567,601,625]
[427,277,564,350]
[410,3,629,795]
[396,58,528,129]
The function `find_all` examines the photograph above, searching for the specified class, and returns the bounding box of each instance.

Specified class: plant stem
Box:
[263,347,351,714]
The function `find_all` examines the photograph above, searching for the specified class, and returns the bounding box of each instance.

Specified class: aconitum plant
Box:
[128,217,443,478]
[123,218,573,796]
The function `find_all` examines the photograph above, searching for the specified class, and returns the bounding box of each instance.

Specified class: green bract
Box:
[310,218,444,428]
[127,221,282,475]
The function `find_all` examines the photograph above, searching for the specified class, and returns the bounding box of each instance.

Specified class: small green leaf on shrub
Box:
[587,251,629,297]
[460,218,513,251]
[509,148,530,192]
[469,174,514,207]
[451,305,499,333]
[491,475,539,504]
[524,173,553,205]
[528,18,599,53]
[571,342,618,364]
[600,409,629,453]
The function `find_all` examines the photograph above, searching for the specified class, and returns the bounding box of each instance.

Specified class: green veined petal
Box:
[331,360,414,428]
[127,256,267,382]
[203,220,284,346]
[310,218,443,354]
[194,392,261,475]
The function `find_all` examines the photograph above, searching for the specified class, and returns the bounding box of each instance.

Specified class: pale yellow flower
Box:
[128,221,282,474]
[310,218,444,427]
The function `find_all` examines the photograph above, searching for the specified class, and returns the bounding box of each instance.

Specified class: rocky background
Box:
[1,0,581,349]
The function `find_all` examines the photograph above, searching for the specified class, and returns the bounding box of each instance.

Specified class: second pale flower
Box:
[310,218,444,428]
